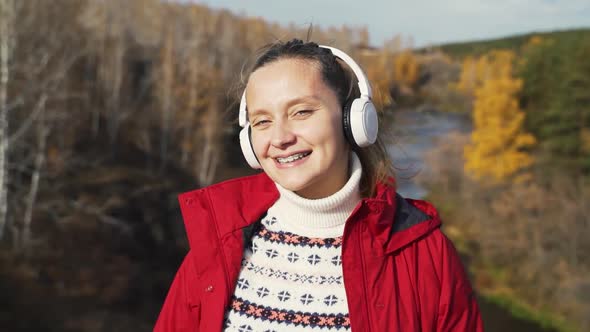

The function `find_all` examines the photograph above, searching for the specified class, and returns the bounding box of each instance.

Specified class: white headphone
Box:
[239,45,378,169]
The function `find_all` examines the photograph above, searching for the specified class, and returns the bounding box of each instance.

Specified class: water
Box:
[388,109,470,199]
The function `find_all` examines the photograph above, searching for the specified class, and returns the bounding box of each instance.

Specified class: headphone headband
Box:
[239,92,247,127]
[319,45,372,98]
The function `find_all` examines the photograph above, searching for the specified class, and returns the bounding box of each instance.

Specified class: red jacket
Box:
[154,173,483,331]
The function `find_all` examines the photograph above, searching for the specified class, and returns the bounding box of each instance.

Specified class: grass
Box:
[480,290,578,332]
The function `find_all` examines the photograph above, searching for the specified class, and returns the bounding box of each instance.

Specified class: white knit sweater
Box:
[223,153,362,332]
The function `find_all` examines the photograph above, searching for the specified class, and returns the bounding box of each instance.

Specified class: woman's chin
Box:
[275,177,310,193]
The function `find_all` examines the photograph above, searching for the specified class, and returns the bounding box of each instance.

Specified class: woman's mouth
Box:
[275,151,311,164]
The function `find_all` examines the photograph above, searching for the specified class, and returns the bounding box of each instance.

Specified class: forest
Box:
[0,0,588,331]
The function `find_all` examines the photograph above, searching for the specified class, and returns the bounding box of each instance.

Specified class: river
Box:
[388,109,557,332]
[388,108,471,199]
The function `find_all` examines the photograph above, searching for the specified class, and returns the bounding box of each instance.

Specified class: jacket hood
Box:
[178,173,441,255]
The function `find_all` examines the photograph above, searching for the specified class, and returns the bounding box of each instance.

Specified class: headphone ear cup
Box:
[342,99,359,149]
[239,124,262,169]
[349,97,378,147]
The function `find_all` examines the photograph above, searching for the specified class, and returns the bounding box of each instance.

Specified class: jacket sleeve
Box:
[436,231,484,332]
[154,251,200,332]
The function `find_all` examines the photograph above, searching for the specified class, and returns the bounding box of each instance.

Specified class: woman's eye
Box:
[252,119,270,127]
[294,110,312,117]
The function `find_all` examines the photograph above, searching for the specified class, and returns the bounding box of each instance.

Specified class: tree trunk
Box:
[106,37,124,144]
[0,0,15,240]
[181,45,200,168]
[22,94,47,252]
[159,29,174,173]
[198,98,220,185]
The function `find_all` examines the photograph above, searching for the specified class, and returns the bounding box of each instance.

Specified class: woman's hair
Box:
[243,39,395,197]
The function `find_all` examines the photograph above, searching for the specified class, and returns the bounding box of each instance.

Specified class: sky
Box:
[193,0,590,47]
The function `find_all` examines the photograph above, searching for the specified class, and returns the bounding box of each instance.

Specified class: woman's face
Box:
[245,58,350,199]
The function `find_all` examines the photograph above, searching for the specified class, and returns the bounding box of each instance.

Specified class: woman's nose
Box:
[270,122,296,148]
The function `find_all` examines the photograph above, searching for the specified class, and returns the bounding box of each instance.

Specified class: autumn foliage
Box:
[394,51,419,87]
[363,49,395,110]
[456,50,516,93]
[461,50,536,183]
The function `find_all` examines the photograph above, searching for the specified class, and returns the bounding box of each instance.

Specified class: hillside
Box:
[427,28,590,59]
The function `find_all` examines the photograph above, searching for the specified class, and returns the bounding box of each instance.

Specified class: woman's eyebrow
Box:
[248,95,322,117]
[248,108,271,118]
[285,95,322,108]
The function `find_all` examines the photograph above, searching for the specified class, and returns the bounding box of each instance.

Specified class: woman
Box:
[154,39,483,331]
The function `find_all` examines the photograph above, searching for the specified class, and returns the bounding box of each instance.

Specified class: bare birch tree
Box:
[180,42,201,167]
[0,0,15,240]
[22,94,47,251]
[103,15,126,144]
[198,96,221,185]
[158,27,175,173]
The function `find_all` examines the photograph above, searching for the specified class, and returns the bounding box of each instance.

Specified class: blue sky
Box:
[193,0,590,47]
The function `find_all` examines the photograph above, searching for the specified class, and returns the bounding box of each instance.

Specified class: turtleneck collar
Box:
[267,152,362,238]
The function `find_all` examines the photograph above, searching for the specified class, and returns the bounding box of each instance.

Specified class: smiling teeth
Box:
[276,152,310,164]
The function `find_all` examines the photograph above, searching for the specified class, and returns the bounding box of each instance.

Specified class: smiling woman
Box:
[154,39,484,332]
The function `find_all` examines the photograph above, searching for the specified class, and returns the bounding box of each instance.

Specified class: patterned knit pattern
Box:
[223,216,350,331]
[223,153,362,332]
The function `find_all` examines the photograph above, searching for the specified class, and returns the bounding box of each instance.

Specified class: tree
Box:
[357,26,370,48]
[455,56,477,94]
[157,26,176,172]
[1,0,86,248]
[518,34,590,173]
[394,51,419,87]
[0,0,15,240]
[363,48,394,110]
[464,51,536,183]
[548,37,590,166]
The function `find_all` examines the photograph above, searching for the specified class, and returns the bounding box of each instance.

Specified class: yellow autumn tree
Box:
[456,50,516,95]
[487,50,515,79]
[464,50,536,183]
[393,51,418,87]
[456,56,477,93]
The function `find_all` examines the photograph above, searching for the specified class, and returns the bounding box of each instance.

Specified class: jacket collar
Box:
[350,179,442,255]
[178,173,441,255]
